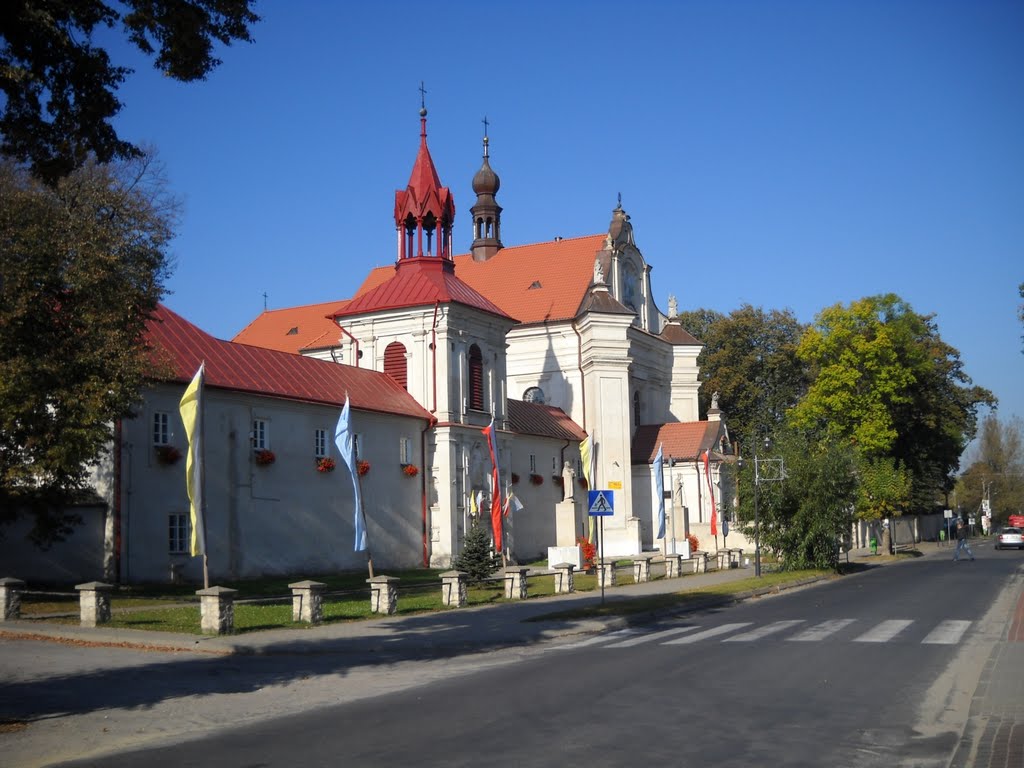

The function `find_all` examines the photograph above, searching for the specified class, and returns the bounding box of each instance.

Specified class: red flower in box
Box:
[511,472,520,484]
[357,459,370,476]
[316,457,336,473]
[155,445,181,466]
[402,464,419,477]
[529,473,544,486]
[576,535,597,571]
[576,476,589,489]
[254,449,276,466]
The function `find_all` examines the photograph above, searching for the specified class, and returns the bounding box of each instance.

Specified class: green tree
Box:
[736,429,857,572]
[451,517,501,584]
[790,294,992,511]
[0,155,175,543]
[677,305,808,451]
[855,456,911,522]
[1,0,259,183]
[956,414,1024,525]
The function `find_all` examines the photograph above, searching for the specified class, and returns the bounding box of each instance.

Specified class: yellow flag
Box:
[580,435,596,542]
[179,363,206,557]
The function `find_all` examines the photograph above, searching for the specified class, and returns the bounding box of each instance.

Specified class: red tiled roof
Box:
[356,234,608,325]
[333,257,513,321]
[232,300,347,354]
[631,422,727,464]
[506,399,587,442]
[147,305,433,421]
[660,322,703,346]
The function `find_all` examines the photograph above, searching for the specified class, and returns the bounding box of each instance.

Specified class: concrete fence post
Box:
[553,563,575,594]
[367,576,399,615]
[503,567,529,600]
[598,560,617,588]
[440,571,468,608]
[0,577,26,621]
[197,586,237,635]
[75,582,113,627]
[288,580,326,624]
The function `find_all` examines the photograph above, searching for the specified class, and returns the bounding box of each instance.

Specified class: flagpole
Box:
[199,362,209,590]
[669,455,677,557]
[357,468,374,579]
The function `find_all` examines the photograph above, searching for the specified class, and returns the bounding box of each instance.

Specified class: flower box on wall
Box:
[529,474,543,486]
[316,457,336,473]
[155,445,181,466]
[402,464,419,477]
[576,477,589,490]
[511,472,520,484]
[254,449,276,466]
[357,459,370,476]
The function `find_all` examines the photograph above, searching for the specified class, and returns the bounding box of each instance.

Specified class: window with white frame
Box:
[400,436,412,464]
[529,454,537,473]
[315,428,328,458]
[252,418,269,450]
[354,433,361,459]
[153,411,170,445]
[169,513,190,554]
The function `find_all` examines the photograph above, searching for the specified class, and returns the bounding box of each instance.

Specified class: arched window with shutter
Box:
[384,341,408,390]
[468,344,484,411]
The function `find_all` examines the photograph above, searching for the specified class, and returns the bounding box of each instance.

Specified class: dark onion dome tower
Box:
[469,119,503,262]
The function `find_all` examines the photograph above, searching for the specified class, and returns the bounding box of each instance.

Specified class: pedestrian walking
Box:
[953,517,975,561]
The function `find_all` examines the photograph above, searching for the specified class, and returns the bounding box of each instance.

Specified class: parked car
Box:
[995,527,1024,550]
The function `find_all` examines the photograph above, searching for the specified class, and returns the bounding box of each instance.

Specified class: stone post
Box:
[632,557,652,583]
[0,577,25,621]
[76,581,113,627]
[598,560,617,588]
[553,563,576,594]
[197,586,237,635]
[367,575,399,615]
[664,555,683,579]
[503,567,529,600]
[289,580,326,624]
[440,571,467,608]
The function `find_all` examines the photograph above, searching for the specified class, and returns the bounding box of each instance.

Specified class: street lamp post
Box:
[751,437,783,579]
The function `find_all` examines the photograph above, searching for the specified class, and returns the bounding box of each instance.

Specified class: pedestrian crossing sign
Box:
[588,490,614,516]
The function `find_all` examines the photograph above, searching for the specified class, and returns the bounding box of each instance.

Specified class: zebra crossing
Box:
[554,617,972,650]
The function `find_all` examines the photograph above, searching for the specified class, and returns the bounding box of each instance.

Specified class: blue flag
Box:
[654,443,665,540]
[335,395,367,551]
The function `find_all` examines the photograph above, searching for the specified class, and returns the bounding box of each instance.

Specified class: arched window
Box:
[468,344,484,411]
[523,386,545,405]
[384,341,408,390]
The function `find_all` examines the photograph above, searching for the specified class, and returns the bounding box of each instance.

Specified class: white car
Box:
[995,527,1024,550]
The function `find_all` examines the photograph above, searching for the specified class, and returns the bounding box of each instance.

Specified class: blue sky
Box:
[106,0,1023,441]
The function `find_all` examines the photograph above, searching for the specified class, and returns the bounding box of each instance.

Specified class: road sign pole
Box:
[599,515,605,606]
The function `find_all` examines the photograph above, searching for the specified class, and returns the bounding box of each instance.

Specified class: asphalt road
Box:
[43,546,1021,768]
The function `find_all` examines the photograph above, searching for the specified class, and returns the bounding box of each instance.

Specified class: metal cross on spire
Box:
[419,81,427,110]
[482,115,489,138]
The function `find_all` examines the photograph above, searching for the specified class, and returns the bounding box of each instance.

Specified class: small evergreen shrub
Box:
[452,517,501,583]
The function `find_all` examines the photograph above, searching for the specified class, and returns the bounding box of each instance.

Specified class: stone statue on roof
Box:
[668,294,678,319]
[593,257,605,285]
[710,391,720,410]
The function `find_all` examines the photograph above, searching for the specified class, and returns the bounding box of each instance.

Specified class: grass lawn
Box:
[27,567,825,635]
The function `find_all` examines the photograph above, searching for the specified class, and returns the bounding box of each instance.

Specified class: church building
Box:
[3,103,739,585]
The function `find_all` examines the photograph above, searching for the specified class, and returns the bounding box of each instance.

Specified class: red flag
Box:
[482,415,502,551]
[704,450,718,536]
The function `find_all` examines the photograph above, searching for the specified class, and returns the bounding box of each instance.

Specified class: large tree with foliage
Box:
[736,428,857,572]
[1,0,259,183]
[676,304,809,451]
[0,156,175,543]
[956,414,1024,524]
[789,294,993,512]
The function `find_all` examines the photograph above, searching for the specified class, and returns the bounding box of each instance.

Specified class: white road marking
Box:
[605,626,701,647]
[788,618,857,642]
[921,620,971,645]
[662,622,753,644]
[554,628,640,649]
[853,619,914,643]
[723,619,806,642]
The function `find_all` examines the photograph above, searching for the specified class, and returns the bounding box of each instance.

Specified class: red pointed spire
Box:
[394,89,455,261]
